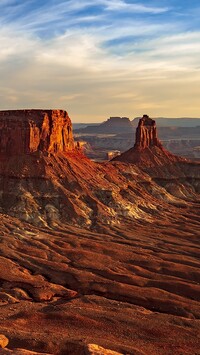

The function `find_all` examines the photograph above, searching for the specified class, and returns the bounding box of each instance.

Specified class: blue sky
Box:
[0,0,200,121]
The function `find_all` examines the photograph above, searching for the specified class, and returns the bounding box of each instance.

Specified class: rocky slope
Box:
[0,110,200,355]
[1,112,192,229]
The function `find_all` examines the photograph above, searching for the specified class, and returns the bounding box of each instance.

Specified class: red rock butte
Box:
[134,114,162,149]
[112,114,187,168]
[0,109,74,156]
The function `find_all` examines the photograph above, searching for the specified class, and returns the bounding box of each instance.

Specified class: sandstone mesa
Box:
[0,109,74,156]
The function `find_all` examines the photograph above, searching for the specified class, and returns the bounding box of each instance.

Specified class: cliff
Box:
[0,109,74,156]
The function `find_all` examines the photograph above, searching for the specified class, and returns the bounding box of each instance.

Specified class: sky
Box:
[0,0,200,122]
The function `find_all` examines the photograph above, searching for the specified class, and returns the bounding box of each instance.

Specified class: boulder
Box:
[0,335,9,348]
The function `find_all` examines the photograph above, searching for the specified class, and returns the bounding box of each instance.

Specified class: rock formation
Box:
[0,334,9,348]
[113,113,186,167]
[134,114,162,149]
[85,344,123,355]
[113,114,200,201]
[0,109,74,156]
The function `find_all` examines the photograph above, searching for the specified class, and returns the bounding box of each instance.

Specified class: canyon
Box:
[0,110,200,355]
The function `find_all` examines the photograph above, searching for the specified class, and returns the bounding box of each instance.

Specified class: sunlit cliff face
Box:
[0,109,74,156]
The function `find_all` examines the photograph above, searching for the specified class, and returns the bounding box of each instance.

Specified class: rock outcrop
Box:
[0,335,9,348]
[113,114,186,167]
[134,114,162,149]
[85,344,123,355]
[0,109,74,156]
[113,114,200,200]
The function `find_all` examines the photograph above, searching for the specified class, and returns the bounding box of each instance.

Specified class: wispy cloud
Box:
[0,0,170,34]
[0,0,200,120]
[100,0,169,14]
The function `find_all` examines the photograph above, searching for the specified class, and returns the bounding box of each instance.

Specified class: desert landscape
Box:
[74,116,200,161]
[1,1,200,353]
[0,110,199,355]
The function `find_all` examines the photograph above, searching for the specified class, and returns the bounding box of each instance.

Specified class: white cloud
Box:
[0,1,200,120]
[0,0,169,35]
[100,0,169,14]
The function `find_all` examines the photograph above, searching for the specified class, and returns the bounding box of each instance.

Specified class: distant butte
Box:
[0,109,74,156]
[113,114,187,168]
[134,114,162,149]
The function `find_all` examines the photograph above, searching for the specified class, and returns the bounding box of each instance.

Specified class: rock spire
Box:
[111,114,184,166]
[134,114,162,149]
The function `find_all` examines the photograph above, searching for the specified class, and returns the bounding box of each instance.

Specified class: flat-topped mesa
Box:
[0,109,75,156]
[106,117,130,125]
[134,114,162,149]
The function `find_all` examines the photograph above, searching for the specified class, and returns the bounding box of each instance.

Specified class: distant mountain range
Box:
[74,116,133,134]
[133,117,200,127]
[74,116,200,134]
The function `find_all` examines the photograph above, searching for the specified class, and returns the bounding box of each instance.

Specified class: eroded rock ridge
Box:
[0,109,74,156]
